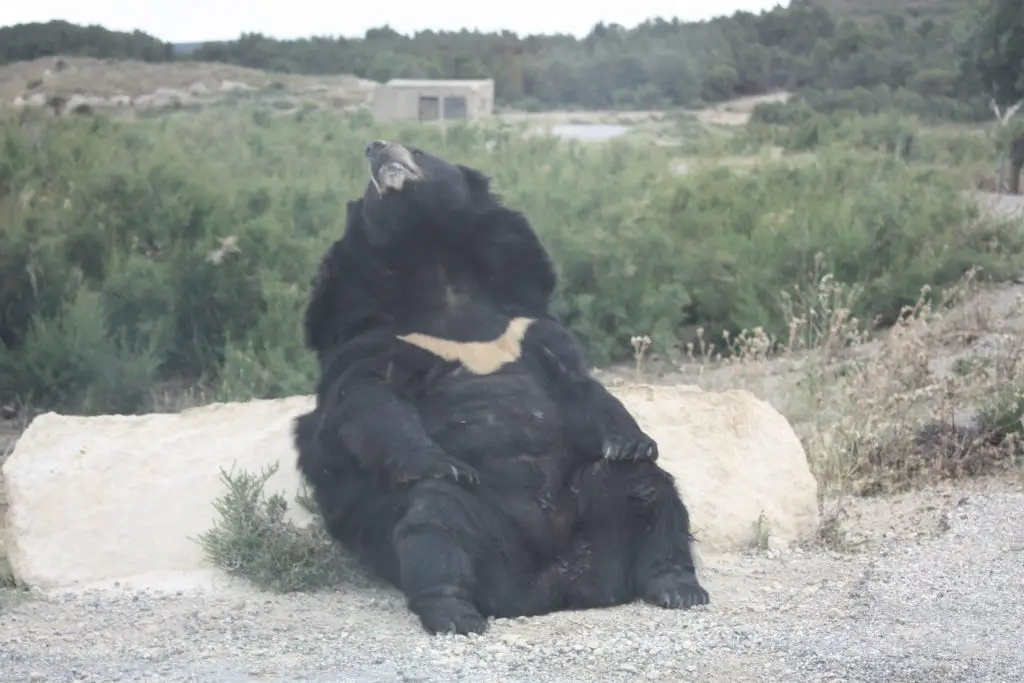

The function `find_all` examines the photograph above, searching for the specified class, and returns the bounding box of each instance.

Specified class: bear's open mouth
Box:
[370,161,419,195]
[366,141,423,196]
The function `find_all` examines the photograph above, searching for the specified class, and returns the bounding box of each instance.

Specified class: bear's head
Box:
[359,140,491,244]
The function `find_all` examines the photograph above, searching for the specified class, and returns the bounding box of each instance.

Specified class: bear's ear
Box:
[457,164,491,197]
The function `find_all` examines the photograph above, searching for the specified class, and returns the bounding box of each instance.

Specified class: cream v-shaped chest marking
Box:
[396,317,536,375]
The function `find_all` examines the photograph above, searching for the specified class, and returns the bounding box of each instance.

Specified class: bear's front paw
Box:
[602,430,658,462]
[394,449,480,486]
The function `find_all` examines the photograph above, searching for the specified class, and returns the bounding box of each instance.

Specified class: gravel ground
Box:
[2,480,1022,683]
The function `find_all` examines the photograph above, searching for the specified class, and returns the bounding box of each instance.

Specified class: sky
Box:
[1,0,785,43]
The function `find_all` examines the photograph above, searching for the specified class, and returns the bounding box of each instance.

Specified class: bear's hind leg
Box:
[393,479,507,635]
[631,473,710,610]
[570,459,710,611]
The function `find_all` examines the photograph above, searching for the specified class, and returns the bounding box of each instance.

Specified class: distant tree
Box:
[958,0,1024,107]
[958,0,1024,191]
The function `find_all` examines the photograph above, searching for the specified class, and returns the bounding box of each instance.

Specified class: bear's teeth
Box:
[368,164,383,195]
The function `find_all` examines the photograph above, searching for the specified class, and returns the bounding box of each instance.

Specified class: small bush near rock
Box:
[0,568,30,612]
[196,463,366,593]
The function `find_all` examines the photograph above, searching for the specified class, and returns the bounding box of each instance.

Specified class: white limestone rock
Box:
[1,385,818,590]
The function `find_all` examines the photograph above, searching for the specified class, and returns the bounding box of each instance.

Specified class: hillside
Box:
[0,55,376,117]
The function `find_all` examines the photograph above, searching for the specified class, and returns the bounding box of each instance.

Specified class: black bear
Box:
[293,140,709,635]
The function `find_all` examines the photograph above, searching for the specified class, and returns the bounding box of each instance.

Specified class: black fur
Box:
[294,141,709,635]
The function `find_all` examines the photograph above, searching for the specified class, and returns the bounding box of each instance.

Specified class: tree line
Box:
[0,20,174,63]
[0,1,1021,118]
[195,1,984,113]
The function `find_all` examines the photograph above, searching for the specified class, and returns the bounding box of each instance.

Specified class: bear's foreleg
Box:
[526,317,659,463]
[320,351,480,486]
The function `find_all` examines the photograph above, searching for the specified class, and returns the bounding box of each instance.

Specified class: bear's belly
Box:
[415,368,571,491]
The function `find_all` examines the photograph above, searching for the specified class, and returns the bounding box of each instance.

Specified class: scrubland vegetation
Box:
[1,104,1020,413]
[3,99,1021,499]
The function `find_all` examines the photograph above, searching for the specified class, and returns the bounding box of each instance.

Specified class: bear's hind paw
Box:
[640,570,710,610]
[415,597,488,636]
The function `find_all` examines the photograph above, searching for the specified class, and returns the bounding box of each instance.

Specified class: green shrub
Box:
[0,288,161,414]
[747,109,999,169]
[750,87,993,126]
[196,464,364,593]
[1,107,1021,414]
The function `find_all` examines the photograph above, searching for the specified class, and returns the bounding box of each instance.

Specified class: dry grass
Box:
[790,272,1021,496]
[609,266,1024,500]
[496,93,792,130]
[671,147,819,176]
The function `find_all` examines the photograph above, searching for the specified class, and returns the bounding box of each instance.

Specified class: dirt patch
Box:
[497,92,793,131]
[973,190,1024,220]
[496,109,669,126]
[693,91,792,127]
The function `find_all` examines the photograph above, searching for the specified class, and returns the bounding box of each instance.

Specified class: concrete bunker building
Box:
[370,78,495,123]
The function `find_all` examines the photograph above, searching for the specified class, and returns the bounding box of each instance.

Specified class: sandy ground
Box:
[497,92,793,128]
[973,190,1024,219]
